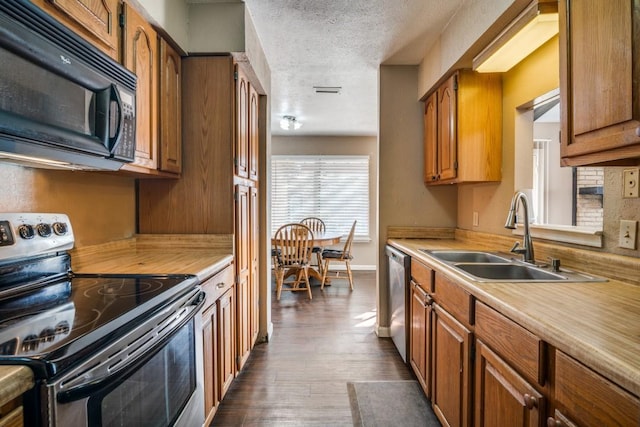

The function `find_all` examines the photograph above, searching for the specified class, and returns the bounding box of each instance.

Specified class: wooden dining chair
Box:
[300,217,326,275]
[273,223,315,300]
[320,220,356,291]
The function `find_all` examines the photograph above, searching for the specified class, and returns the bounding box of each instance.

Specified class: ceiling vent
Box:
[313,86,341,94]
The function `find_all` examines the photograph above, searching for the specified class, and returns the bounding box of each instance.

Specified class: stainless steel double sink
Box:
[419,250,607,283]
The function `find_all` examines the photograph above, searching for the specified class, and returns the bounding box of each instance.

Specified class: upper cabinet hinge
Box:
[454,161,459,170]
[453,75,458,91]
[470,342,475,363]
[118,12,125,28]
[234,71,238,80]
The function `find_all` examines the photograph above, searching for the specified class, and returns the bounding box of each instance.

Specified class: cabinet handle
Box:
[523,393,537,410]
[546,417,561,427]
[216,282,226,289]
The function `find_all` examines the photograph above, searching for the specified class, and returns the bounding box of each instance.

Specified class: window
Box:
[271,155,369,238]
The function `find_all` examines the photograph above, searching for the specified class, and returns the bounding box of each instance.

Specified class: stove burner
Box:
[81,277,165,299]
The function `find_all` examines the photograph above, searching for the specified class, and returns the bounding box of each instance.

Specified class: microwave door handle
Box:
[107,84,124,152]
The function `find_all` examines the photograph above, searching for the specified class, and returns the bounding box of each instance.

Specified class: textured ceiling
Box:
[242,0,466,136]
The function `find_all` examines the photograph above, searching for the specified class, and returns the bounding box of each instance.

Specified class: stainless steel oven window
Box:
[88,319,196,427]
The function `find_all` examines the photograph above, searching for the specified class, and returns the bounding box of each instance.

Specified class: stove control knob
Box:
[36,223,52,238]
[52,222,68,236]
[22,334,39,352]
[40,328,56,342]
[17,224,35,239]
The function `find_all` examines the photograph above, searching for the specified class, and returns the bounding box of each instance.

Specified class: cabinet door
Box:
[249,186,260,346]
[121,2,158,170]
[32,0,119,60]
[235,66,249,178]
[554,350,640,427]
[202,303,219,425]
[235,184,251,370]
[437,74,457,182]
[410,280,432,397]
[424,91,438,183]
[432,303,472,427]
[218,287,235,399]
[249,85,259,181]
[474,340,544,427]
[560,0,640,165]
[158,38,182,174]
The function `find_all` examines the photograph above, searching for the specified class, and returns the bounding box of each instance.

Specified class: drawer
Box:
[411,259,433,293]
[201,264,234,309]
[475,301,545,386]
[433,273,474,326]
[555,351,640,427]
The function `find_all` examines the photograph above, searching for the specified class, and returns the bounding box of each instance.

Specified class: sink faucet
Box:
[504,191,535,264]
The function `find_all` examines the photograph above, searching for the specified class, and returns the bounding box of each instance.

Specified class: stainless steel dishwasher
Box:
[386,245,410,363]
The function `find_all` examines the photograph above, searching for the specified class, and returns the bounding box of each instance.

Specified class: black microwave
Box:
[0,0,136,171]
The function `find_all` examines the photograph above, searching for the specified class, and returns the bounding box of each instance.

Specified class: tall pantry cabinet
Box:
[137,55,261,371]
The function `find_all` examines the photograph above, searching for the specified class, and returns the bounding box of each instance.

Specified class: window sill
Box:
[512,224,603,248]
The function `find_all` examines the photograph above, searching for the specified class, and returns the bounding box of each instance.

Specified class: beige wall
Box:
[271,135,378,268]
[0,164,136,247]
[379,65,458,330]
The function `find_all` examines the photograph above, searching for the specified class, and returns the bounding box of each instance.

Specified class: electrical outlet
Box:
[619,220,638,249]
[473,212,479,227]
[623,168,639,198]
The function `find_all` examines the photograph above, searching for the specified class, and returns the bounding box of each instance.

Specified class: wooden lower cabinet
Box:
[409,279,432,397]
[202,303,219,425]
[552,350,640,427]
[201,265,235,424]
[474,340,544,427]
[431,303,472,427]
[219,287,236,398]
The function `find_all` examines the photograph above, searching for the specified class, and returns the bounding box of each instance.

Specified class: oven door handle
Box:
[56,291,205,403]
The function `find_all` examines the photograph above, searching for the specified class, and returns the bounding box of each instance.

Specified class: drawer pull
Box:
[216,282,226,289]
[546,418,561,427]
[524,393,537,410]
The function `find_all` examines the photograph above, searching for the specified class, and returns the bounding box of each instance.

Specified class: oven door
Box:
[47,291,205,427]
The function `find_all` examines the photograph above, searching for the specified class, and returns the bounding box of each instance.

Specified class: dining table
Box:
[271,230,344,284]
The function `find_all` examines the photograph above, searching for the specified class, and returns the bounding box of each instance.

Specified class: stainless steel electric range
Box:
[0,213,205,427]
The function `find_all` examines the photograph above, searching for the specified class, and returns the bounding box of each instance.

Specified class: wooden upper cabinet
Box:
[438,75,458,182]
[424,91,438,183]
[159,38,182,174]
[32,0,119,60]
[423,70,502,185]
[249,84,259,181]
[560,0,640,165]
[121,2,158,171]
[235,66,250,179]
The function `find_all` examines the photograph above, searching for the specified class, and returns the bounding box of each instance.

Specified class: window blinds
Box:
[271,155,370,238]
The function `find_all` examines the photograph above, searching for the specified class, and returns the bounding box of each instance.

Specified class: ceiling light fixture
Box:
[313,86,341,94]
[280,115,302,130]
[472,0,558,73]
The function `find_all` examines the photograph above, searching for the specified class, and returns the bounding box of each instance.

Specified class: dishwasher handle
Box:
[385,245,409,266]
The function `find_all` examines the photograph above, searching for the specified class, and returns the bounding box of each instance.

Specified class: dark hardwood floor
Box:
[211,271,414,426]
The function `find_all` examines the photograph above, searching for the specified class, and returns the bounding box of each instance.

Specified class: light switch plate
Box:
[619,220,638,249]
[623,168,639,198]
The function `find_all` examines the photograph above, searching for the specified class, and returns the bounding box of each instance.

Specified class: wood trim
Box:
[387,227,455,240]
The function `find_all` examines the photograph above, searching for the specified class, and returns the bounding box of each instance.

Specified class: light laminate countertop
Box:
[389,238,640,398]
[0,366,33,408]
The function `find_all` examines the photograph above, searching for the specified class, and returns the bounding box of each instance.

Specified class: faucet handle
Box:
[510,241,526,254]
